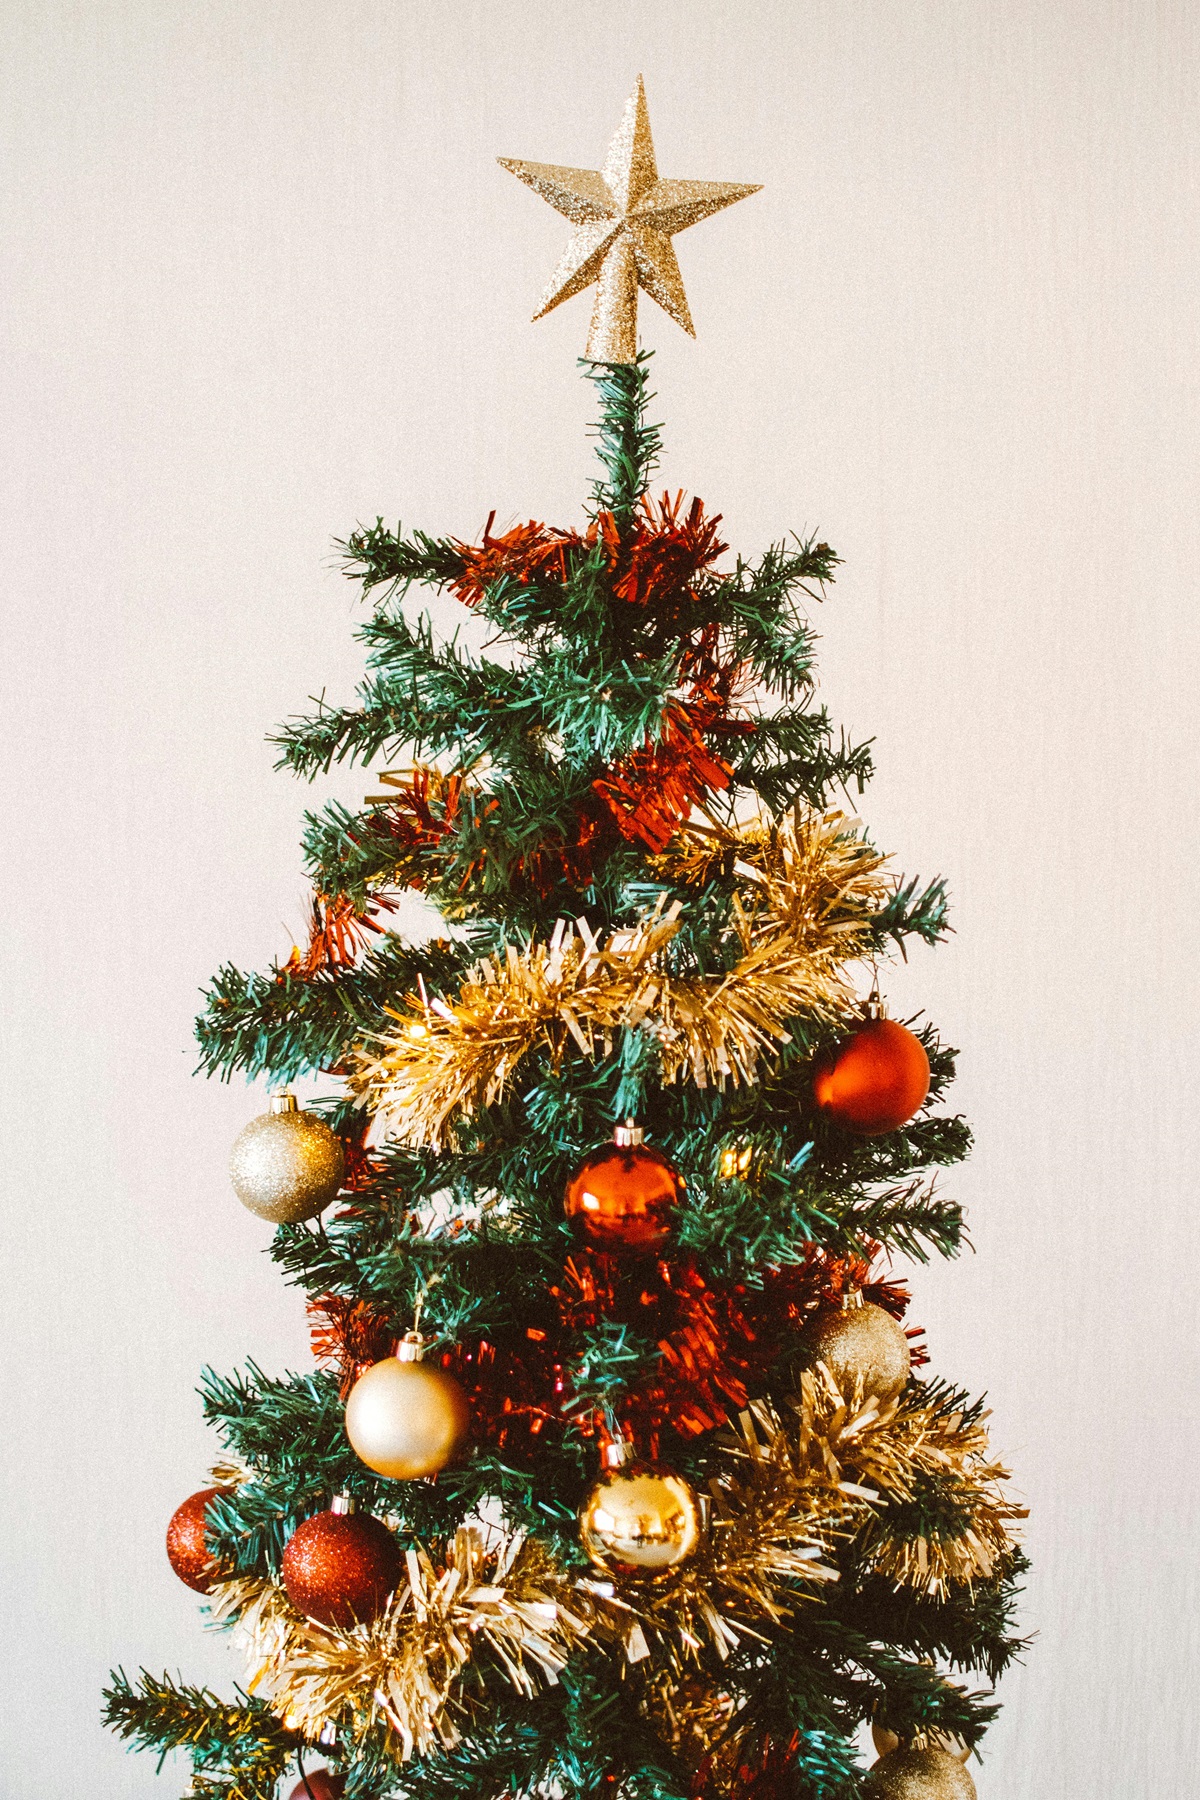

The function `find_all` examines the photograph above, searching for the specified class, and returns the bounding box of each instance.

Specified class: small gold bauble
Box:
[344,1339,470,1480]
[229,1094,345,1224]
[579,1460,702,1577]
[864,1747,977,1799]
[872,1724,971,1763]
[804,1296,911,1401]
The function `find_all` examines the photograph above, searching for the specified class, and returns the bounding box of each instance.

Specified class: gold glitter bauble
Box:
[872,1724,971,1762]
[579,1460,702,1578]
[228,1093,345,1224]
[864,1748,977,1799]
[344,1339,470,1480]
[804,1298,911,1401]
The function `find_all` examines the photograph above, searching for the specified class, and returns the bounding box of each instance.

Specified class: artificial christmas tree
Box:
[105,78,1025,1800]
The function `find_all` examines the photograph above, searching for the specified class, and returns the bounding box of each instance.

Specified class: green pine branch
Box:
[101,1670,295,1796]
[586,352,663,527]
[195,933,465,1084]
[338,518,466,606]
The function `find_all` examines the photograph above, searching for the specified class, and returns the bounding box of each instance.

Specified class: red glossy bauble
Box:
[813,1017,930,1135]
[166,1486,233,1594]
[287,1771,346,1800]
[564,1126,682,1252]
[281,1506,401,1628]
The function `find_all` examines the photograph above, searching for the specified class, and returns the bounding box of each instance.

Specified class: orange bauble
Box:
[813,1016,930,1135]
[166,1486,233,1594]
[564,1124,682,1252]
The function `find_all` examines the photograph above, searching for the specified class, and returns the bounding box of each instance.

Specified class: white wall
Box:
[3,3,1198,1794]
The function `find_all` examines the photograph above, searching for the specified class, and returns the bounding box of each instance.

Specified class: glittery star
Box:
[499,77,761,363]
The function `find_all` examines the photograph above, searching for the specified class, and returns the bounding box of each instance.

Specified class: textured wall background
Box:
[3,2,1198,1794]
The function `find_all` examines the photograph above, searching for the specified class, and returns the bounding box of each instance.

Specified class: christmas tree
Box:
[105,80,1024,1800]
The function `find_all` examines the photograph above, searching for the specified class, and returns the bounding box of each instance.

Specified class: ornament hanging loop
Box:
[600,1432,634,1470]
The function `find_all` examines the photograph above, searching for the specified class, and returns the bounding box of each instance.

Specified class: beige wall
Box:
[4,2,1198,1794]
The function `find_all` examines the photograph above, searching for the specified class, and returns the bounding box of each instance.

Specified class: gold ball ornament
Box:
[804,1293,911,1402]
[229,1092,345,1224]
[579,1444,702,1578]
[864,1748,977,1799]
[872,1724,971,1763]
[344,1334,471,1480]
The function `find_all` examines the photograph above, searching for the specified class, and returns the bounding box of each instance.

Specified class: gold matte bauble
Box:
[344,1343,470,1480]
[579,1462,702,1577]
[804,1298,911,1401]
[864,1747,977,1799]
[872,1724,971,1762]
[229,1094,345,1224]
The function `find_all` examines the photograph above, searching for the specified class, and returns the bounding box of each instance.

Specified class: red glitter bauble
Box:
[564,1132,682,1252]
[281,1508,401,1628]
[286,1771,346,1800]
[166,1486,233,1594]
[813,1018,930,1135]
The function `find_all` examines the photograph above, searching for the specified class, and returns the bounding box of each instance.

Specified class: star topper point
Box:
[499,76,761,363]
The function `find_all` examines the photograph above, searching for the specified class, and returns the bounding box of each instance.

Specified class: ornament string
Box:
[294,1749,318,1800]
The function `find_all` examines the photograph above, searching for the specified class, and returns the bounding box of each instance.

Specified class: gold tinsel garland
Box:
[353,809,890,1146]
[210,1529,591,1762]
[212,1371,1022,1761]
[730,1369,1027,1600]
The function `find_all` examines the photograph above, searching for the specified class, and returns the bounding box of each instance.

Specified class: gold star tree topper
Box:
[499,77,761,363]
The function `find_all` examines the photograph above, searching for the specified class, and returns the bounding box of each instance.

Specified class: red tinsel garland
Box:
[591,696,741,853]
[278,492,757,955]
[309,1244,921,1458]
[308,1296,398,1399]
[362,767,465,883]
[279,891,396,979]
[448,491,728,618]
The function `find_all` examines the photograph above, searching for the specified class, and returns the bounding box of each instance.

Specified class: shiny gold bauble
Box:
[344,1340,471,1480]
[804,1297,911,1401]
[564,1124,682,1253]
[579,1461,702,1577]
[872,1724,971,1762]
[229,1093,345,1223]
[864,1747,977,1799]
